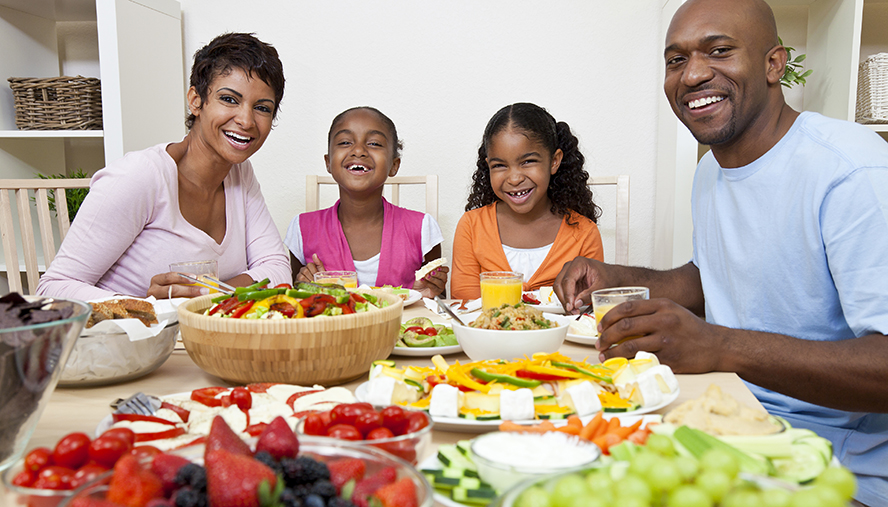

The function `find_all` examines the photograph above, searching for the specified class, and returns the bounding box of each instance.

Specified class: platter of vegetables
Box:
[205,279,389,320]
[392,317,461,357]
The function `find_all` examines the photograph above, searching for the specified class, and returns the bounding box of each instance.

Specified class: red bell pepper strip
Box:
[515,370,571,381]
[273,283,293,289]
[269,302,296,317]
[300,294,337,317]
[208,296,240,316]
[191,387,229,407]
[134,427,186,442]
[111,413,178,426]
[230,300,255,319]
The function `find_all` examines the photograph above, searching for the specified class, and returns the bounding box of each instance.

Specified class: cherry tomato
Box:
[404,326,424,334]
[380,406,408,435]
[23,447,53,472]
[354,410,384,436]
[35,466,75,490]
[330,403,373,426]
[365,427,395,440]
[70,463,109,489]
[405,411,429,434]
[52,433,91,470]
[190,387,229,407]
[421,327,438,336]
[302,413,327,436]
[373,439,416,463]
[273,283,293,289]
[230,387,252,411]
[11,469,36,487]
[326,424,363,441]
[99,428,136,447]
[129,445,162,463]
[88,435,132,468]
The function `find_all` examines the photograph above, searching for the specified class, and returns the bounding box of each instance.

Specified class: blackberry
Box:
[309,479,336,499]
[281,456,330,486]
[280,487,304,507]
[327,498,356,507]
[304,494,325,507]
[174,463,207,491]
[254,450,283,474]
[173,486,200,507]
[290,483,312,499]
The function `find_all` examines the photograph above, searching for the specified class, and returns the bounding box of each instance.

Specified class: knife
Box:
[434,296,467,327]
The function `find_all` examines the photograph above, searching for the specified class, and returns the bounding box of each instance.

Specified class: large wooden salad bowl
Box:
[177,292,403,386]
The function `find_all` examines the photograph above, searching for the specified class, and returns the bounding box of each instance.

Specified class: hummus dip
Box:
[664,384,780,436]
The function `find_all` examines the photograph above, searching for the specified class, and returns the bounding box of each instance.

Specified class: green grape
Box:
[694,470,732,503]
[552,473,589,507]
[645,457,683,492]
[787,488,826,507]
[583,471,615,503]
[674,455,700,482]
[515,485,552,507]
[809,485,845,507]
[814,466,857,501]
[567,496,607,507]
[645,433,677,457]
[628,449,660,477]
[722,488,762,507]
[760,488,791,507]
[614,473,653,504]
[613,495,651,507]
[667,485,713,507]
[699,448,740,479]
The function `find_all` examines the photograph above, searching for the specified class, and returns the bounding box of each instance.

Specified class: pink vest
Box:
[300,199,425,288]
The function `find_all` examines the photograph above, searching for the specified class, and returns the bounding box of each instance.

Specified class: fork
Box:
[111,392,161,416]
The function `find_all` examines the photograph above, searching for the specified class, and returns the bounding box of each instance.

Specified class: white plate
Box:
[565,333,599,346]
[524,290,564,314]
[355,382,679,433]
[403,289,422,307]
[390,343,462,357]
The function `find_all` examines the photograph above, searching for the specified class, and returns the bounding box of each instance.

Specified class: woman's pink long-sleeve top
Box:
[36,143,291,301]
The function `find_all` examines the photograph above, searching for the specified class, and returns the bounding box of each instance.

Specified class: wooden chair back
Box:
[589,175,630,265]
[305,175,439,220]
[0,178,92,294]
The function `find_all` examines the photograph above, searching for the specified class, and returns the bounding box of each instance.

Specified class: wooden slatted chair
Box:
[305,174,439,220]
[0,178,92,294]
[589,175,630,265]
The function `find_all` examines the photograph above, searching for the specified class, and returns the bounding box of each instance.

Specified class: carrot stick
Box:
[579,412,604,441]
[592,415,611,439]
[606,416,621,432]
[499,421,547,433]
[538,420,557,432]
[555,424,581,436]
[566,415,583,429]
[627,429,650,445]
[610,419,643,439]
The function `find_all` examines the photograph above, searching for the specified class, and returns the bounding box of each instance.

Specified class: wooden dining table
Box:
[1,299,764,506]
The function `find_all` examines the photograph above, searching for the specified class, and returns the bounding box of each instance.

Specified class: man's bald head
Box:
[670,0,779,58]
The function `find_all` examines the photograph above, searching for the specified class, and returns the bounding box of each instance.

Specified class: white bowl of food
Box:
[453,303,567,361]
[470,431,600,492]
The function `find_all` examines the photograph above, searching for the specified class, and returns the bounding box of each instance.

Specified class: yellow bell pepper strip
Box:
[525,364,587,379]
[447,364,492,393]
[550,361,613,383]
[599,390,636,409]
[471,368,541,388]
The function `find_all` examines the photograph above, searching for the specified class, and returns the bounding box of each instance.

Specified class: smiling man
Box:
[554,0,888,503]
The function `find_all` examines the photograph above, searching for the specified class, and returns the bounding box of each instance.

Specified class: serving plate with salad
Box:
[392,317,462,357]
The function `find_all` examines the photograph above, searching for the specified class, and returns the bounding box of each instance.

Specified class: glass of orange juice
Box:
[591,286,650,329]
[314,270,358,289]
[170,260,219,292]
[479,271,523,311]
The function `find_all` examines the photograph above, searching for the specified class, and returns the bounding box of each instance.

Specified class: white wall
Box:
[180,1,666,273]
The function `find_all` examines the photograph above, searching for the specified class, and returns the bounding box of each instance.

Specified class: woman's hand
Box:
[295,254,326,283]
[147,272,206,299]
[414,266,449,299]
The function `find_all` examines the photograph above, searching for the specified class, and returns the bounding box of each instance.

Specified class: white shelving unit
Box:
[654,0,888,270]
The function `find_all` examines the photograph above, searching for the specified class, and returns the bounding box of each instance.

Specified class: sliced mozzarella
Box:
[429,384,460,418]
[149,408,183,424]
[499,388,535,421]
[188,405,247,435]
[562,381,602,416]
[291,387,355,411]
[109,420,181,434]
[266,384,322,404]
[249,402,296,425]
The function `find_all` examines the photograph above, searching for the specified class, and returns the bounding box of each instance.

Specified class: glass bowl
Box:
[2,456,76,507]
[0,296,91,472]
[58,436,434,507]
[295,410,433,465]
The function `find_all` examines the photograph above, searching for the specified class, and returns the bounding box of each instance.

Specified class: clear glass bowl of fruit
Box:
[295,403,433,465]
[59,415,433,507]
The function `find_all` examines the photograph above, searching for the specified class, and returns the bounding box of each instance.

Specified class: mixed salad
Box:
[396,317,458,348]
[205,279,389,319]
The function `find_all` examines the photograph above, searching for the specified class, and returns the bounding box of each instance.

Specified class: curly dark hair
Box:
[186,32,285,129]
[465,103,601,223]
[327,106,403,159]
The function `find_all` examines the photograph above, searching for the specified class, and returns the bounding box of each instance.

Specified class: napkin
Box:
[79,296,188,341]
[423,298,482,319]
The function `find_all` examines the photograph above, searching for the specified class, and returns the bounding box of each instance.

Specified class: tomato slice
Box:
[134,427,186,442]
[111,413,178,426]
[522,293,541,305]
[286,389,323,409]
[246,382,278,393]
[160,401,190,423]
[404,326,424,334]
[191,387,229,407]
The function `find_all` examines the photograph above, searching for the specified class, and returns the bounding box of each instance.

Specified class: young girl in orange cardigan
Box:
[451,103,604,299]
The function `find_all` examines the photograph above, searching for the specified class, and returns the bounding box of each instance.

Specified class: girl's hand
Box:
[296,254,326,283]
[147,272,206,299]
[414,266,449,299]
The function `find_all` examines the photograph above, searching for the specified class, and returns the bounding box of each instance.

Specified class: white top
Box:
[502,243,553,282]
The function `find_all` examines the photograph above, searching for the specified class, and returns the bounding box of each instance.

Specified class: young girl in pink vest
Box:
[284,107,448,297]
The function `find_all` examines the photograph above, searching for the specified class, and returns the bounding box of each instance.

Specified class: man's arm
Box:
[554,258,705,316]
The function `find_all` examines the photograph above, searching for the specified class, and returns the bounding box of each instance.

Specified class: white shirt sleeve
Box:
[283,215,306,264]
[421,214,445,256]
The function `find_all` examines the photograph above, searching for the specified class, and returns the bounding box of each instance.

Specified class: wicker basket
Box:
[7,76,103,130]
[177,292,403,386]
[856,53,888,124]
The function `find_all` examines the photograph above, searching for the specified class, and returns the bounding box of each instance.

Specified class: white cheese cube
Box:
[499,388,535,421]
[562,381,603,416]
[429,384,460,418]
[635,375,664,407]
[365,376,396,406]
[634,351,660,365]
[639,364,679,393]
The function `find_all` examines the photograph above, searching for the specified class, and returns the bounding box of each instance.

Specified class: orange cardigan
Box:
[451,204,604,299]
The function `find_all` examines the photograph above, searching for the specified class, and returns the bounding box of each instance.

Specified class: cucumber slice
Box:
[403,332,436,347]
[452,486,498,505]
[772,442,828,483]
[372,359,396,367]
[438,445,477,471]
[405,316,434,328]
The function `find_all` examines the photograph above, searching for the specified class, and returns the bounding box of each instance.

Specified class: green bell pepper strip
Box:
[211,293,234,304]
[237,288,284,302]
[470,367,541,388]
[234,278,271,294]
[286,289,315,299]
[550,361,613,383]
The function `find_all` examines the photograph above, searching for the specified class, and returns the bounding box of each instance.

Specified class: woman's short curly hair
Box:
[186,32,285,129]
[466,103,601,224]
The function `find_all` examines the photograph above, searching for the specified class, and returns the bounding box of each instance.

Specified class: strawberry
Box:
[255,416,299,460]
[373,476,418,507]
[205,449,277,507]
[106,454,163,507]
[350,466,397,507]
[205,415,251,457]
[328,457,366,492]
[150,452,191,495]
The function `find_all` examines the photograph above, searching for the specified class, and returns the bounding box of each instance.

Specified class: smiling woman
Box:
[36,33,292,301]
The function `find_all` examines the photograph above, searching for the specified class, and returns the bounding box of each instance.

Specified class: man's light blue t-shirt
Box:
[692,112,888,505]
